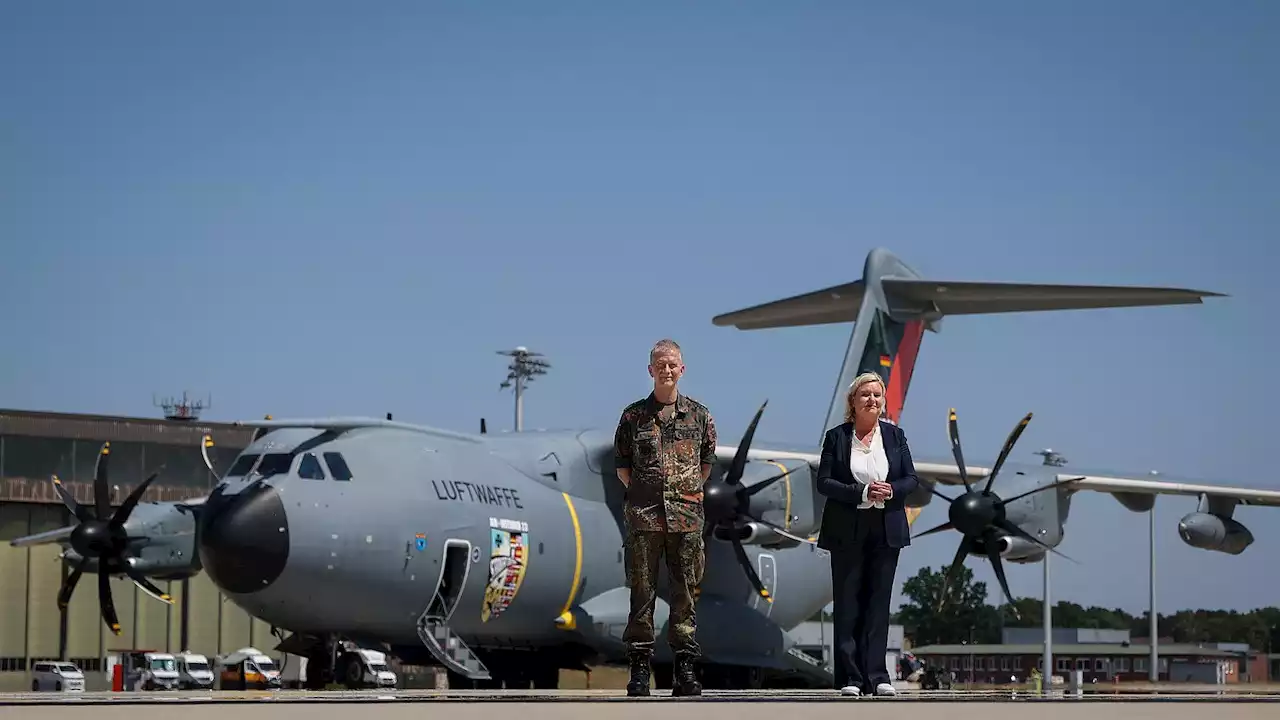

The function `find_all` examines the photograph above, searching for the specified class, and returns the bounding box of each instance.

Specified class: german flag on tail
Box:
[879,355,892,368]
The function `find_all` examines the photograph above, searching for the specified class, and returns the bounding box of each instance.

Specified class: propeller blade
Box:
[480,418,487,434]
[912,520,954,540]
[730,537,772,603]
[123,563,173,605]
[993,517,1079,564]
[928,486,955,503]
[997,475,1085,506]
[57,557,88,610]
[981,530,1020,615]
[93,442,111,519]
[51,475,91,523]
[947,409,972,492]
[726,401,768,486]
[111,468,163,527]
[936,538,969,611]
[982,412,1033,494]
[98,566,122,635]
[743,464,797,497]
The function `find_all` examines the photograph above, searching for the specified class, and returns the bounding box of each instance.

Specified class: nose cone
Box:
[198,482,289,594]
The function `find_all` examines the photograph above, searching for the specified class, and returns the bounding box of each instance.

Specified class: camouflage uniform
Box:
[614,392,717,677]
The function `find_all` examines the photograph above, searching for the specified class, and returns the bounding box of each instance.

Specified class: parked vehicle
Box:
[30,661,85,692]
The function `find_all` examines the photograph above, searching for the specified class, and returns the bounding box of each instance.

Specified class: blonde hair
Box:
[844,371,886,423]
[649,338,682,364]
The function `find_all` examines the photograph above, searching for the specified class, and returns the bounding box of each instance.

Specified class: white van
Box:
[139,652,181,690]
[175,652,215,689]
[30,661,85,692]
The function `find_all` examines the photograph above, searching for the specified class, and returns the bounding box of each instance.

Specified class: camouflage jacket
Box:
[614,392,718,533]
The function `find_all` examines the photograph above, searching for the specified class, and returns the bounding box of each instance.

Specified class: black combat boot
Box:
[671,656,701,697]
[626,654,651,697]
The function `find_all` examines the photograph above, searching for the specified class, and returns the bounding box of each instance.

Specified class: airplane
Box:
[12,246,1280,691]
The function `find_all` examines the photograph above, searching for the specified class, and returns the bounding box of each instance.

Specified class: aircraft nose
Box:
[198,482,289,594]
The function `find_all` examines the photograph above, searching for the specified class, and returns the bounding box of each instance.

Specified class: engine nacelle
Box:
[1177,512,1254,555]
[967,533,1044,562]
[713,521,794,547]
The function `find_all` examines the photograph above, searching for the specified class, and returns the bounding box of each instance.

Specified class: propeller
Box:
[703,400,810,604]
[52,441,173,635]
[912,409,1084,618]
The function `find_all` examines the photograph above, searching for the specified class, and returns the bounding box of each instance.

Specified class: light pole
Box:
[497,346,550,432]
[1042,544,1052,694]
[1149,469,1159,683]
[1036,448,1062,695]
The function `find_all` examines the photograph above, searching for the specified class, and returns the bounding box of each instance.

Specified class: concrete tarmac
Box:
[2,689,1280,720]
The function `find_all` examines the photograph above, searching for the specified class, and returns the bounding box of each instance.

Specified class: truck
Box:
[217,647,282,690]
[280,642,397,689]
[174,652,215,690]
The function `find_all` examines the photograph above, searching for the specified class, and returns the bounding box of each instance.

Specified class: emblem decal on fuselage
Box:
[414,533,426,552]
[482,517,529,622]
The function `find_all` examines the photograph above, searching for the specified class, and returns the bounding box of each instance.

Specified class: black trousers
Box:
[829,508,901,691]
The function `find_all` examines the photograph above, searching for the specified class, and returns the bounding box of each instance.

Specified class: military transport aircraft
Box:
[13,247,1280,691]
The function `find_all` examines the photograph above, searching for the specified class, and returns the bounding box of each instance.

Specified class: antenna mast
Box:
[496,346,550,432]
[154,391,211,421]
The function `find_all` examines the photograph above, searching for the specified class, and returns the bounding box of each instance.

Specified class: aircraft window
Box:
[226,454,260,477]
[298,453,326,480]
[255,453,294,478]
[323,452,353,481]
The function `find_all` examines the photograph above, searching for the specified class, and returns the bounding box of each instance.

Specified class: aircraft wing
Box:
[9,524,75,548]
[713,445,989,488]
[8,494,209,549]
[1062,475,1280,507]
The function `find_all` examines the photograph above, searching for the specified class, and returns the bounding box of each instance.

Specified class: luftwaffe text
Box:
[432,479,524,509]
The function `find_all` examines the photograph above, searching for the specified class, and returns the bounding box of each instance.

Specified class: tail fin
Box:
[714,246,1224,439]
[713,247,1222,531]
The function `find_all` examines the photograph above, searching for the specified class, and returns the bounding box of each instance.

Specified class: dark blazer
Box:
[815,420,920,551]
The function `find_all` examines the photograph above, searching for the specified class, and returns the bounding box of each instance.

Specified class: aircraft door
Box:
[425,539,474,624]
[753,553,777,616]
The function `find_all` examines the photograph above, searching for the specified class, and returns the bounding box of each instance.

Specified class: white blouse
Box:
[849,422,890,509]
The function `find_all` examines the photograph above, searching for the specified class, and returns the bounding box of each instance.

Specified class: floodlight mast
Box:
[496,346,550,432]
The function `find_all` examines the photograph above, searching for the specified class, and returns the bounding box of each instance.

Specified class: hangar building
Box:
[0,406,278,691]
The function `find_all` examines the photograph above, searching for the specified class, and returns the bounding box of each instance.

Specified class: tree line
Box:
[810,565,1280,652]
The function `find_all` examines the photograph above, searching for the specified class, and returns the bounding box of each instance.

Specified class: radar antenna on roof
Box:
[154,391,211,421]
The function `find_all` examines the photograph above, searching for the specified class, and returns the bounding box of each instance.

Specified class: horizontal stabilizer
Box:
[713,278,1224,330]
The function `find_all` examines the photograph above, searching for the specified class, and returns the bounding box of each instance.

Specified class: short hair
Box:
[649,338,682,364]
[844,371,886,423]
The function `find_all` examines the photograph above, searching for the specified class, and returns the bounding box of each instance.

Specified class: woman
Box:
[815,371,920,697]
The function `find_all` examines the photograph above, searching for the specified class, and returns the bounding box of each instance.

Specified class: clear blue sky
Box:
[2,1,1276,616]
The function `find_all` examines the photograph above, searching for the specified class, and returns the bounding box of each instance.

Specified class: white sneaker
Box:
[874,682,897,696]
[839,685,863,696]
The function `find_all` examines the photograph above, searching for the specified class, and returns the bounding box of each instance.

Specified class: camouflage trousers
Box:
[623,529,705,660]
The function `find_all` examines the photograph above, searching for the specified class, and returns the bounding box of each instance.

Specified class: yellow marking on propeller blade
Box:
[204,435,215,447]
[554,611,577,630]
[110,623,121,635]
[101,443,111,455]
[760,588,773,603]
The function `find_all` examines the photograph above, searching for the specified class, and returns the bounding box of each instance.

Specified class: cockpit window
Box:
[323,452,353,481]
[224,453,293,479]
[298,453,326,480]
[226,454,259,477]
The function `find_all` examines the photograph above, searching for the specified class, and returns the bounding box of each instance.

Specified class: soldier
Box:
[613,338,717,697]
